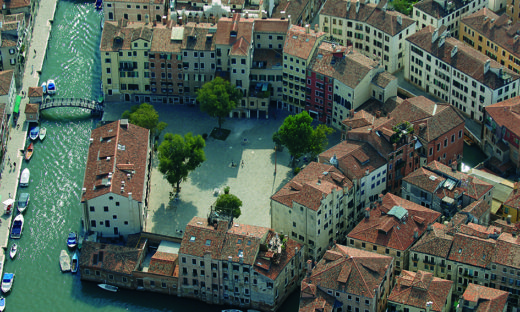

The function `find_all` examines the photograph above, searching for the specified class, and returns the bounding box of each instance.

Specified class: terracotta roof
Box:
[215,14,254,49]
[448,232,496,267]
[372,71,397,88]
[81,120,150,202]
[458,223,501,239]
[410,222,454,258]
[388,270,453,312]
[310,42,380,89]
[306,244,393,298]
[28,86,43,97]
[321,0,415,36]
[0,70,13,96]
[1,34,17,48]
[414,0,468,19]
[485,96,520,138]
[254,19,289,33]
[271,162,352,211]
[342,110,374,129]
[298,281,335,312]
[0,0,30,10]
[348,193,441,250]
[181,22,216,51]
[104,0,164,3]
[150,27,182,53]
[24,103,38,114]
[461,284,509,312]
[79,241,142,275]
[319,140,387,180]
[271,0,310,21]
[283,25,326,60]
[148,252,177,276]
[461,199,490,221]
[100,20,152,52]
[491,219,518,234]
[403,167,445,193]
[407,26,520,89]
[493,232,520,269]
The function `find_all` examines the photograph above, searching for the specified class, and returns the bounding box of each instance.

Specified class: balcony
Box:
[250,82,271,99]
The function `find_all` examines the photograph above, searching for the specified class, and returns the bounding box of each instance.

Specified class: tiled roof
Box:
[28,86,43,97]
[462,9,520,60]
[104,0,164,3]
[307,244,393,298]
[410,222,454,258]
[24,103,38,114]
[0,70,13,96]
[342,110,374,129]
[319,140,387,180]
[181,22,216,51]
[388,270,453,312]
[403,167,445,193]
[215,14,254,49]
[298,281,335,312]
[271,162,352,211]
[283,25,326,60]
[491,219,518,234]
[372,71,397,88]
[493,232,520,269]
[81,120,150,202]
[150,26,182,53]
[348,193,441,250]
[414,0,467,19]
[503,182,520,209]
[253,19,289,33]
[461,284,509,312]
[1,34,17,48]
[100,20,153,52]
[485,95,520,138]
[271,0,310,21]
[407,26,520,89]
[79,241,142,274]
[0,0,30,10]
[148,252,178,276]
[321,0,415,36]
[462,199,490,220]
[448,232,496,267]
[309,42,379,89]
[458,223,501,239]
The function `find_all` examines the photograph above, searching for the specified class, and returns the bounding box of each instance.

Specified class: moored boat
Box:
[41,82,47,94]
[67,232,77,249]
[9,244,17,259]
[19,168,30,187]
[222,310,244,312]
[39,127,47,140]
[0,296,5,311]
[17,193,29,213]
[59,250,71,272]
[71,251,79,274]
[47,80,56,95]
[1,274,14,293]
[10,214,24,239]
[98,284,118,292]
[29,126,39,140]
[24,142,34,161]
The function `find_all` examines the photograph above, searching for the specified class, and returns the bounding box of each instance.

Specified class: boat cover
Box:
[2,274,13,282]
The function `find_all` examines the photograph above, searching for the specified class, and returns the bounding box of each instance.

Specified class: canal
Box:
[6,1,300,311]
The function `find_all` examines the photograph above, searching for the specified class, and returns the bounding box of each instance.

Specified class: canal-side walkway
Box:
[0,0,58,275]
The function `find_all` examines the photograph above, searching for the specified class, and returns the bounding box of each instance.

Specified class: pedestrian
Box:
[8,193,10,198]
[34,49,36,55]
[7,156,10,163]
[16,124,19,130]
[13,162,16,168]
[241,160,244,168]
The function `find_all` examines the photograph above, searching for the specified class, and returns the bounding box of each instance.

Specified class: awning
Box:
[13,95,21,114]
[2,198,15,206]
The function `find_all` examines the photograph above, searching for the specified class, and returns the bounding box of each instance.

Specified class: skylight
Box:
[205,239,211,246]
[190,236,196,242]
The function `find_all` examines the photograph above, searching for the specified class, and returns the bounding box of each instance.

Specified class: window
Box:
[104,206,109,212]
[90,206,95,212]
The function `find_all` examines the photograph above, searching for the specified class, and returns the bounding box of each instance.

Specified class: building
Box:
[387,270,454,312]
[412,0,488,38]
[319,0,416,74]
[306,41,397,128]
[402,161,493,215]
[497,184,520,223]
[347,193,441,274]
[405,26,520,123]
[0,0,31,17]
[491,232,520,309]
[460,9,520,75]
[270,0,319,27]
[24,103,38,123]
[483,97,520,175]
[271,162,354,260]
[0,13,26,85]
[299,245,394,312]
[27,86,43,104]
[178,216,304,311]
[319,140,387,210]
[282,24,326,113]
[508,0,520,24]
[456,283,509,312]
[103,0,169,24]
[468,168,516,218]
[80,120,151,239]
[0,70,16,115]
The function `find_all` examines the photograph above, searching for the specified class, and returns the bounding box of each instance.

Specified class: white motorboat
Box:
[47,80,56,94]
[59,250,71,272]
[9,244,17,259]
[10,214,24,239]
[98,284,118,292]
[19,168,30,187]
[39,127,47,140]
[1,274,14,293]
[29,126,39,140]
[17,193,29,213]
[0,296,5,311]
[41,82,47,94]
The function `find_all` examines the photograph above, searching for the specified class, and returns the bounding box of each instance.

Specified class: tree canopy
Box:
[158,132,206,193]
[122,103,167,138]
[214,193,242,219]
[196,77,243,129]
[273,111,334,162]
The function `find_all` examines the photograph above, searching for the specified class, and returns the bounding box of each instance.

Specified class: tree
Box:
[392,0,414,15]
[158,132,206,193]
[122,103,167,139]
[197,77,243,129]
[214,193,242,219]
[273,111,334,163]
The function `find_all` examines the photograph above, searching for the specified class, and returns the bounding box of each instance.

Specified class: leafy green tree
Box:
[158,132,206,193]
[309,124,335,159]
[392,0,414,15]
[214,193,242,219]
[197,77,243,129]
[122,103,167,138]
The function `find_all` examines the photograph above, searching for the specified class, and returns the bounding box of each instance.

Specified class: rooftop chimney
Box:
[365,207,370,219]
[306,259,313,277]
[507,215,512,224]
[413,230,418,239]
[432,29,439,43]
[484,59,491,74]
[356,0,360,14]
[451,45,458,57]
[305,24,310,34]
[347,0,351,11]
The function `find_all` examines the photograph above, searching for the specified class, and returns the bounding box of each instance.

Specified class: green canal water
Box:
[7,1,300,311]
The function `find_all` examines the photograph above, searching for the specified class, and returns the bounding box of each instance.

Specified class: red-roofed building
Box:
[81,120,150,238]
[299,245,394,312]
[102,0,169,24]
[347,193,441,274]
[271,162,354,260]
[178,216,304,311]
[457,284,509,312]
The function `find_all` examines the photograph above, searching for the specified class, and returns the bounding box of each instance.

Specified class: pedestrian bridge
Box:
[40,97,104,115]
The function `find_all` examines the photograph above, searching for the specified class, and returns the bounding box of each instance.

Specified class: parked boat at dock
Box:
[47,80,56,94]
[67,232,77,248]
[29,126,39,140]
[59,250,71,272]
[1,274,14,293]
[39,127,47,140]
[9,244,17,259]
[19,168,30,187]
[71,251,79,274]
[41,82,47,94]
[25,142,34,161]
[0,296,5,311]
[17,193,29,213]
[98,284,118,292]
[10,214,24,239]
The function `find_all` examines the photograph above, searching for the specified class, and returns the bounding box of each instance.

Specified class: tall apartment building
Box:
[457,284,509,312]
[319,0,416,74]
[405,25,520,123]
[271,162,354,261]
[412,0,488,38]
[103,0,169,24]
[460,9,520,74]
[508,0,520,23]
[178,216,304,312]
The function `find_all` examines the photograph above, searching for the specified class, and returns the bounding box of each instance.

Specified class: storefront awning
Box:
[13,95,21,114]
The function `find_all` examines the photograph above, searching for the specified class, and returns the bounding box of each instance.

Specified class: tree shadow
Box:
[148,200,199,237]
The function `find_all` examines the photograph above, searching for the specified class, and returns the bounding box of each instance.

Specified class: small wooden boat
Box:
[71,251,79,274]
[10,214,24,239]
[29,126,39,140]
[39,127,47,140]
[24,142,34,161]
[59,250,71,272]
[17,193,29,213]
[19,168,30,187]
[67,232,77,249]
[1,274,14,293]
[98,284,118,292]
[9,244,17,259]
[0,296,5,311]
